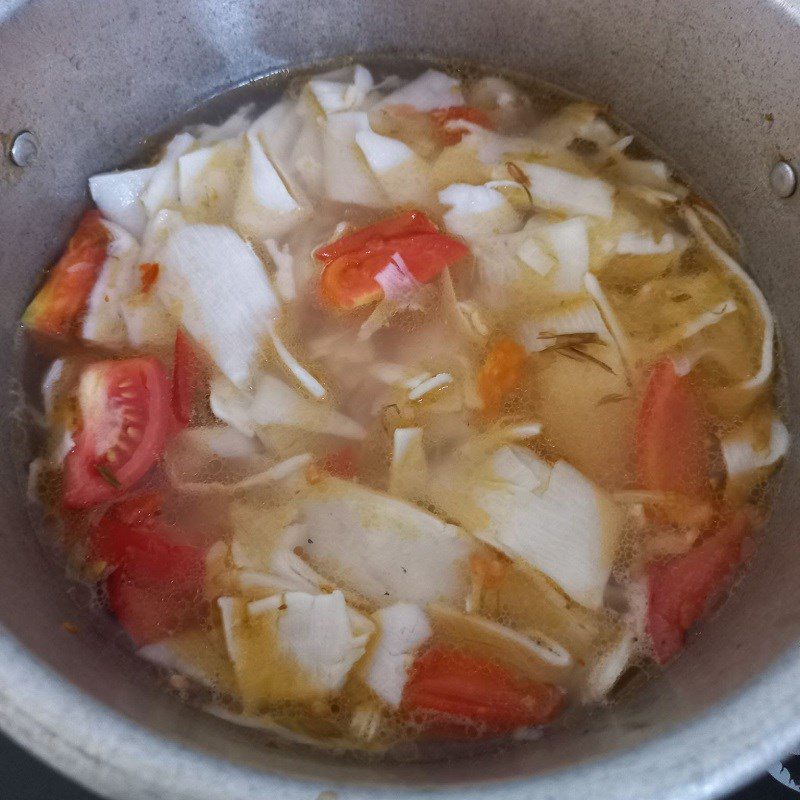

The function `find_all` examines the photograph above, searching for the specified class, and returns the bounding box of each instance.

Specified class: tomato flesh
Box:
[92,501,206,645]
[647,511,751,663]
[315,212,470,310]
[63,357,171,508]
[636,359,710,497]
[478,338,527,418]
[402,647,565,737]
[321,446,359,479]
[172,329,199,428]
[430,106,493,145]
[23,210,110,337]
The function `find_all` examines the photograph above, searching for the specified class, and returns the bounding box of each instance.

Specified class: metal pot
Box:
[1,0,799,798]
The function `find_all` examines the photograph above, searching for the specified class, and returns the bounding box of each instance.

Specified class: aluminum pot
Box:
[1,0,799,798]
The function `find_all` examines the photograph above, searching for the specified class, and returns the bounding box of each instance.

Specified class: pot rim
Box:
[1,626,798,800]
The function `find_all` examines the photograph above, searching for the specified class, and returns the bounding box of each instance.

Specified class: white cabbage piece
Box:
[219,591,373,704]
[583,272,634,370]
[157,224,278,387]
[289,106,326,196]
[299,478,475,607]
[407,372,453,400]
[138,628,236,694]
[210,372,365,441]
[516,236,556,276]
[684,207,775,392]
[519,163,614,219]
[140,132,196,216]
[355,129,432,207]
[541,217,590,293]
[178,138,242,216]
[323,111,387,207]
[616,230,683,255]
[308,64,374,115]
[581,626,636,702]
[229,503,330,595]
[81,221,140,347]
[389,427,428,501]
[362,603,431,708]
[428,603,573,683]
[176,425,261,460]
[233,132,305,240]
[251,96,326,198]
[722,417,789,485]
[377,68,464,111]
[439,182,521,240]
[88,166,155,238]
[248,591,373,693]
[428,444,624,609]
[518,296,611,353]
[192,104,254,145]
[264,239,296,302]
[528,102,608,152]
[41,358,65,417]
[266,328,326,399]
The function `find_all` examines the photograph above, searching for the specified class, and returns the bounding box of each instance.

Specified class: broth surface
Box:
[21,61,787,753]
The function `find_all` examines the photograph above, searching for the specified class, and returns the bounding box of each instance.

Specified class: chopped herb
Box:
[556,346,615,374]
[505,161,530,187]
[539,331,606,348]
[505,161,533,205]
[597,393,628,406]
[95,464,121,488]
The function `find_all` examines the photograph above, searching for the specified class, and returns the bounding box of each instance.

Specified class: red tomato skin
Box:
[63,357,171,509]
[313,210,437,263]
[647,511,751,663]
[172,330,199,428]
[385,233,469,283]
[636,359,710,497]
[316,211,470,311]
[430,106,493,145]
[92,506,206,645]
[23,211,110,337]
[402,647,565,738]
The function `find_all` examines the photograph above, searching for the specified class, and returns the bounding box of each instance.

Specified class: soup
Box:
[22,63,787,751]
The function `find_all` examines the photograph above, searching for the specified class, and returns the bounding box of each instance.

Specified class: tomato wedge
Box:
[92,500,206,645]
[63,357,171,509]
[477,337,527,419]
[23,210,110,337]
[313,211,438,262]
[402,647,565,737]
[172,329,199,428]
[636,359,711,497]
[647,511,751,663]
[430,106,493,145]
[314,212,470,310]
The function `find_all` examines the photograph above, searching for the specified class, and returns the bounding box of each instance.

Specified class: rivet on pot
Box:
[769,160,796,198]
[8,130,40,167]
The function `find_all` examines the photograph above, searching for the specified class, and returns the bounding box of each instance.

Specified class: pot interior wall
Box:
[1,1,800,798]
